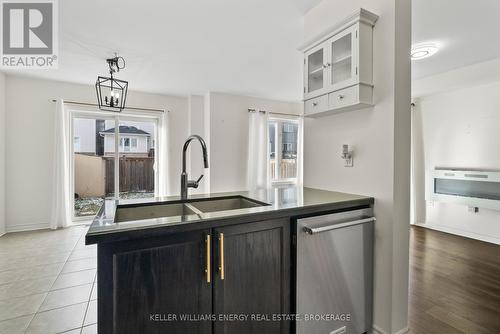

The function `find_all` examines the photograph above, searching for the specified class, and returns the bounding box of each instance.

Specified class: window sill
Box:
[271,180,298,188]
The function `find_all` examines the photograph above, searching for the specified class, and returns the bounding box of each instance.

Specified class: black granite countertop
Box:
[85,187,374,244]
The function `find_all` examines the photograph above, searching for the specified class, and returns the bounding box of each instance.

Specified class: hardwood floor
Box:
[408,226,500,334]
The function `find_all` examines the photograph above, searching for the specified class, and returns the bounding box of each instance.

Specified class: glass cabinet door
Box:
[330,27,356,88]
[306,47,326,95]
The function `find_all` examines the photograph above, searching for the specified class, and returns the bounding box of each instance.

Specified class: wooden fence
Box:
[270,159,297,180]
[104,157,154,194]
[74,154,105,197]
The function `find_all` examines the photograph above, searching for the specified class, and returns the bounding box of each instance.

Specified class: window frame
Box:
[69,108,161,222]
[268,116,300,186]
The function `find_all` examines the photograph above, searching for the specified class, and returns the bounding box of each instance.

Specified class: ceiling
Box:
[412,0,500,79]
[3,0,499,100]
[2,0,321,102]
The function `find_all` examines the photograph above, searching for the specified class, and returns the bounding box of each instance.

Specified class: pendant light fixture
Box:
[95,55,128,112]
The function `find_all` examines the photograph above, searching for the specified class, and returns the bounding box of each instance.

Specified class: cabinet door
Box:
[327,25,358,91]
[213,219,291,334]
[304,42,329,100]
[98,230,212,334]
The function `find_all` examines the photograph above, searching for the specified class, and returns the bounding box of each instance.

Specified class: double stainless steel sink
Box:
[114,196,269,223]
[114,135,272,224]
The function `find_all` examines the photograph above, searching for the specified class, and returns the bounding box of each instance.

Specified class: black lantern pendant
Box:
[96,56,128,112]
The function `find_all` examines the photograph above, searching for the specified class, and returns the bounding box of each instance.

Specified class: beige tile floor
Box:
[0,226,97,334]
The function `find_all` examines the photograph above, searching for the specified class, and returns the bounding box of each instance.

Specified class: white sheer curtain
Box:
[50,100,71,229]
[157,111,170,197]
[296,116,304,186]
[247,111,270,190]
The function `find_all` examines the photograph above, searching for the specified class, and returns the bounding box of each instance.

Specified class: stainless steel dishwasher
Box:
[296,208,374,334]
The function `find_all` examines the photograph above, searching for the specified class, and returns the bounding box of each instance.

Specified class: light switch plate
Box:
[344,156,353,167]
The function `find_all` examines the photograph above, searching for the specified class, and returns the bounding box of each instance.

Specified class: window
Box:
[123,138,131,152]
[71,114,159,218]
[119,137,139,152]
[268,118,300,184]
[269,122,279,181]
[118,120,156,200]
[73,137,80,152]
[72,117,115,217]
[283,123,295,132]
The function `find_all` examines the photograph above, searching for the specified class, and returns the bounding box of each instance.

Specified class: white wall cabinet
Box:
[300,9,378,117]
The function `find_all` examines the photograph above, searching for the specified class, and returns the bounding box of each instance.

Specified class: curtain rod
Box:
[247,108,302,118]
[51,99,167,113]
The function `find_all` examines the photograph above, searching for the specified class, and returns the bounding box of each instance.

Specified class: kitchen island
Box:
[86,187,374,334]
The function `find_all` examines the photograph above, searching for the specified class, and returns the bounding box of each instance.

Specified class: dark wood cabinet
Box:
[97,219,291,334]
[98,229,212,334]
[213,219,291,334]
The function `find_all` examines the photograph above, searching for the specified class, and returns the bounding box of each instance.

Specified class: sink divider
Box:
[184,203,204,215]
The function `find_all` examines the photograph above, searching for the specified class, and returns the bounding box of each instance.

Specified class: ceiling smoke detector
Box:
[411,44,439,60]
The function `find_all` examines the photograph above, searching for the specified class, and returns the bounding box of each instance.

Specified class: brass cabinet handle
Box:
[219,233,225,280]
[205,234,211,283]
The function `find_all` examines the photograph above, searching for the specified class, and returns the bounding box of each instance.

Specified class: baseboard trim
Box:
[395,327,409,334]
[414,222,500,245]
[372,325,387,334]
[4,221,91,234]
[6,222,51,233]
[372,325,409,334]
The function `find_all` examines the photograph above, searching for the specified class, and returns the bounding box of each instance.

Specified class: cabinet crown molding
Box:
[298,8,379,52]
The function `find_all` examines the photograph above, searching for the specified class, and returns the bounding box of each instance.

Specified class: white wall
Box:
[303,1,411,333]
[206,92,301,193]
[0,71,5,236]
[187,95,208,194]
[4,75,188,232]
[412,79,500,244]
